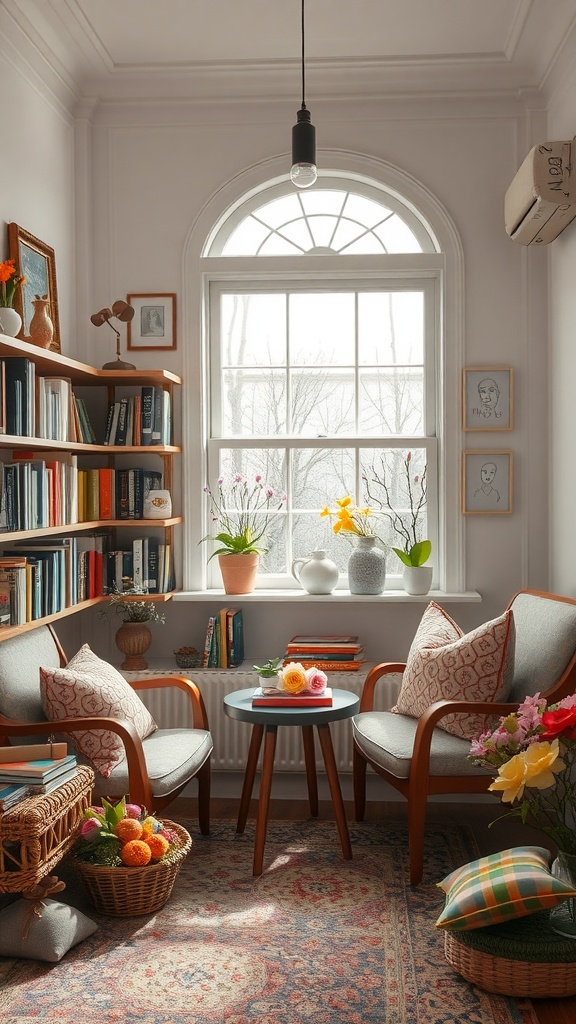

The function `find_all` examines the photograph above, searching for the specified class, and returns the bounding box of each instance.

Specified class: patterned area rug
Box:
[0,819,537,1024]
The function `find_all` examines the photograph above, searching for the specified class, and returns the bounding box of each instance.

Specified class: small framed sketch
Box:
[7,223,61,352]
[127,293,176,350]
[463,366,513,431]
[462,450,513,515]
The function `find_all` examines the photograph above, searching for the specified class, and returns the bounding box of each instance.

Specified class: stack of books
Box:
[252,685,334,707]
[282,634,365,671]
[202,608,244,668]
[0,743,77,799]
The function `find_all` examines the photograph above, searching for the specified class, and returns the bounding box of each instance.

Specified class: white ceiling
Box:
[5,0,576,101]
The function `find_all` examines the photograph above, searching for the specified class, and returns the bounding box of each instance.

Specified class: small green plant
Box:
[201,474,286,559]
[253,657,283,678]
[99,589,166,624]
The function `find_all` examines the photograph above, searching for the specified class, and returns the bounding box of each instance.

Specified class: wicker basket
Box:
[444,912,576,998]
[174,651,202,670]
[73,819,192,916]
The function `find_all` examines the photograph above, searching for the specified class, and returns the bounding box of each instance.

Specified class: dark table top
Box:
[223,687,360,726]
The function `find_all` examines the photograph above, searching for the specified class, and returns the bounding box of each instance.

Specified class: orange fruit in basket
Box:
[145,833,170,861]
[121,840,152,866]
[115,818,143,843]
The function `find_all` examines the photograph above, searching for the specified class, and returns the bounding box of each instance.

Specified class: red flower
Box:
[540,706,576,740]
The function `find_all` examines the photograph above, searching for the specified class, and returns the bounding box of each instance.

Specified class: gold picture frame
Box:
[7,223,61,353]
[462,450,513,515]
[462,366,513,431]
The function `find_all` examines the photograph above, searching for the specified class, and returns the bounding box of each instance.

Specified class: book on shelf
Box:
[0,741,68,763]
[285,651,364,662]
[252,686,334,707]
[0,753,77,784]
[0,782,32,811]
[3,357,35,437]
[201,608,244,669]
[281,658,364,671]
[285,634,363,655]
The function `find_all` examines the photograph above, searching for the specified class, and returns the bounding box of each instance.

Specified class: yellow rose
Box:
[488,753,527,803]
[522,739,565,790]
[279,662,307,694]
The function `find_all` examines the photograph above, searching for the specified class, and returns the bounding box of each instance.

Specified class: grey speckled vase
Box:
[347,536,386,595]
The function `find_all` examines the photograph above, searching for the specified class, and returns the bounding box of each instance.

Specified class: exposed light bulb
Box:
[290,162,317,189]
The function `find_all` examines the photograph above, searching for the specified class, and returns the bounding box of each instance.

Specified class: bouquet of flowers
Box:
[75,796,177,867]
[0,259,25,308]
[320,495,381,539]
[254,658,328,696]
[468,692,576,855]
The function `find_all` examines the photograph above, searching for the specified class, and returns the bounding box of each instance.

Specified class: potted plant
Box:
[100,590,166,670]
[0,259,26,338]
[320,497,387,595]
[364,452,432,595]
[201,474,286,594]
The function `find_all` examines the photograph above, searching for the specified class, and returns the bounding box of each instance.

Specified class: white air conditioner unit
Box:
[504,139,576,245]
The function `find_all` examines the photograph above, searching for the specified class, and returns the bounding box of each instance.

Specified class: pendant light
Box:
[290,0,317,188]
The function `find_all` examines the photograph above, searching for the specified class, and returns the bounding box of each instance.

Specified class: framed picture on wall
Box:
[462,450,513,515]
[127,293,177,350]
[462,366,513,431]
[7,223,61,352]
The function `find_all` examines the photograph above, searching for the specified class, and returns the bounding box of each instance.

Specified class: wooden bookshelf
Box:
[0,333,181,638]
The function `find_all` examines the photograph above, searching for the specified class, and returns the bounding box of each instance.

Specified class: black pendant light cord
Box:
[301,0,306,110]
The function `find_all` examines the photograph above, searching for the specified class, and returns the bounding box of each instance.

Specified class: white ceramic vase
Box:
[347,536,386,595]
[0,307,22,338]
[402,565,433,596]
[292,549,339,594]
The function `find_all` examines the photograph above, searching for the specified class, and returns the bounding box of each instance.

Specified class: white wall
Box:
[547,64,576,599]
[1,18,565,665]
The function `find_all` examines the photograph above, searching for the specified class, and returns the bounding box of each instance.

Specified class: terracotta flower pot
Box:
[115,621,152,670]
[218,552,259,594]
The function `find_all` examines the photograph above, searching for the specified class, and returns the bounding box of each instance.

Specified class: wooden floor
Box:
[171,795,576,1024]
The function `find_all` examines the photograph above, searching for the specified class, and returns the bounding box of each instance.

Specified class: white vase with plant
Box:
[201,473,286,593]
[0,258,25,338]
[100,590,166,670]
[364,452,432,595]
[320,497,387,595]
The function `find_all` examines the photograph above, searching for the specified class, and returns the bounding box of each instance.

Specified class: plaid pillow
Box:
[436,846,576,931]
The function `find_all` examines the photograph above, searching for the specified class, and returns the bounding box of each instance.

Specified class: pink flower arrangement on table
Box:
[277,662,328,696]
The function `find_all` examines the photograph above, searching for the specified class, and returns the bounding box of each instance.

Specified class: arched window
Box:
[197,173,446,591]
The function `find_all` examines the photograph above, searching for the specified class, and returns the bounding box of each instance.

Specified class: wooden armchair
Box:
[0,625,212,832]
[352,590,576,885]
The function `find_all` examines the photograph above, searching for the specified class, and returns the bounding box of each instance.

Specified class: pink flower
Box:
[125,803,142,819]
[81,818,102,842]
[305,667,328,694]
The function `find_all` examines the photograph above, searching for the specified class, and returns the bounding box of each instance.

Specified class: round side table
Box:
[223,687,360,876]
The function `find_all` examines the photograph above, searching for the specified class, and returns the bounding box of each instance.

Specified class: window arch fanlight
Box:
[205,174,439,257]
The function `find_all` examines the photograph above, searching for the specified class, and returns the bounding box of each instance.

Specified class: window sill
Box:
[173,589,481,604]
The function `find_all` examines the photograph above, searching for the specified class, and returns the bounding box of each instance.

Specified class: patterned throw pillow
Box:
[390,601,515,740]
[436,846,576,931]
[40,644,157,777]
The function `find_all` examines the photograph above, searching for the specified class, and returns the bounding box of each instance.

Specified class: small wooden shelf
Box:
[1,433,181,454]
[0,517,183,543]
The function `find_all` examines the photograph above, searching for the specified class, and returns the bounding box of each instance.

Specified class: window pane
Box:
[290,370,355,435]
[221,294,286,365]
[300,190,347,216]
[289,293,355,365]
[358,292,424,365]
[224,217,270,256]
[293,513,348,572]
[291,448,355,509]
[343,193,393,228]
[256,194,302,228]
[374,218,423,253]
[359,368,424,435]
[222,369,287,435]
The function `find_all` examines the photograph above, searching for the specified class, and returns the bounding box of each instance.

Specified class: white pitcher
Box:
[291,550,339,595]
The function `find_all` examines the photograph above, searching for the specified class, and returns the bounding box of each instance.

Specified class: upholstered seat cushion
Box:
[390,602,515,740]
[76,728,213,800]
[351,711,491,778]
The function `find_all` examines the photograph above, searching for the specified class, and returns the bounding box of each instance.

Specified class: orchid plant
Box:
[468,692,576,855]
[202,473,286,559]
[0,259,25,308]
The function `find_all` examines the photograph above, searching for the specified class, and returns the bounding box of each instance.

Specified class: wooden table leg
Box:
[316,723,352,860]
[301,725,318,817]
[253,724,277,876]
[236,722,264,834]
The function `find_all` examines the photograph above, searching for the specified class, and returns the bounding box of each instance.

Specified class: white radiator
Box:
[127,664,402,775]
